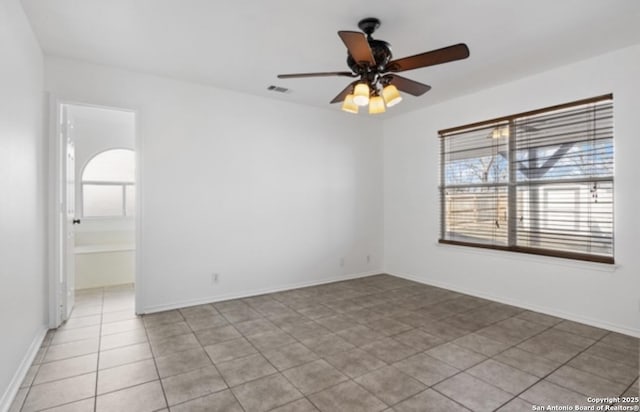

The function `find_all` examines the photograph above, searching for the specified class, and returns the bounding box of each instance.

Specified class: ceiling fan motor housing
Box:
[347,39,392,73]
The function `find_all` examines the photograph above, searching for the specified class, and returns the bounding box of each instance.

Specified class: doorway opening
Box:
[52,102,138,327]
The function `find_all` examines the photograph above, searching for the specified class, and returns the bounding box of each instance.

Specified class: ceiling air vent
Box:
[267,85,290,93]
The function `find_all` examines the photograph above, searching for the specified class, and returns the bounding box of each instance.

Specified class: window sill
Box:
[436,240,618,272]
[75,244,135,254]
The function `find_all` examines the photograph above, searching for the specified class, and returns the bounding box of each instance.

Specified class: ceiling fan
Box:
[277,18,470,114]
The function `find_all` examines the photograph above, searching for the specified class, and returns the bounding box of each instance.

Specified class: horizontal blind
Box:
[514,100,613,258]
[439,95,614,263]
[440,122,509,246]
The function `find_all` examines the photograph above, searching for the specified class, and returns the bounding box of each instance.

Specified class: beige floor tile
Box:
[280,321,332,341]
[22,373,96,412]
[553,320,609,340]
[233,318,280,337]
[100,318,144,336]
[97,358,158,394]
[96,380,166,412]
[150,332,201,357]
[600,332,639,352]
[169,389,243,412]
[58,315,102,331]
[308,380,386,412]
[467,359,539,395]
[520,380,586,406]
[44,337,99,362]
[434,373,512,412]
[142,310,184,328]
[246,330,297,351]
[102,309,138,324]
[184,313,229,331]
[262,342,320,371]
[393,353,459,386]
[546,365,628,397]
[204,337,258,363]
[496,397,537,411]
[40,397,95,411]
[425,343,486,370]
[393,329,444,351]
[231,373,302,412]
[452,333,511,357]
[51,326,100,345]
[155,347,212,378]
[194,325,241,346]
[146,321,192,342]
[161,366,227,406]
[336,325,386,347]
[360,337,418,363]
[393,389,469,412]
[282,359,348,395]
[99,342,153,369]
[99,328,148,351]
[568,352,639,385]
[216,353,277,387]
[585,342,639,369]
[271,398,319,412]
[493,347,561,378]
[355,365,426,405]
[34,353,98,384]
[324,348,387,379]
[301,330,357,354]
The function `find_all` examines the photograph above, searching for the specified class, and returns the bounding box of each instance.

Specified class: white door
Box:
[61,105,77,320]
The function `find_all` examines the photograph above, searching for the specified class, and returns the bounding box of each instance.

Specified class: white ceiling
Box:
[21,0,640,117]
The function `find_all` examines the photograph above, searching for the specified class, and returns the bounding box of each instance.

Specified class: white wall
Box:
[383,44,640,336]
[0,0,46,409]
[45,57,384,312]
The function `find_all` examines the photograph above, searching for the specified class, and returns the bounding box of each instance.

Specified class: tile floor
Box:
[9,275,639,412]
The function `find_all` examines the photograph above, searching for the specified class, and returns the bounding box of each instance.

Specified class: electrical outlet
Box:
[211,273,219,284]
[366,254,371,263]
[340,258,345,267]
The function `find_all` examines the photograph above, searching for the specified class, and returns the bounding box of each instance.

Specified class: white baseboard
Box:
[388,271,640,338]
[140,270,382,314]
[0,326,48,412]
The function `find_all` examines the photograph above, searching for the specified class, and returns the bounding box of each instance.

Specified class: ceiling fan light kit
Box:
[341,94,359,113]
[353,83,371,106]
[368,95,386,114]
[382,84,402,107]
[278,17,470,115]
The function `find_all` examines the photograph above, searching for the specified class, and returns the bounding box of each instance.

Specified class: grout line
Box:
[183,310,248,412]
[491,330,612,410]
[93,287,105,412]
[141,312,177,411]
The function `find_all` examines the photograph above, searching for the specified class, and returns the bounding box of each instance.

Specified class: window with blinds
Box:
[439,94,614,263]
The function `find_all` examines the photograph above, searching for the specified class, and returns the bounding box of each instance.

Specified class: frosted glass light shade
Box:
[353,83,370,106]
[341,94,358,113]
[382,84,402,107]
[368,95,386,114]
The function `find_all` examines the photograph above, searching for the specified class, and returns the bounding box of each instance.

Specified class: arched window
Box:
[82,149,135,217]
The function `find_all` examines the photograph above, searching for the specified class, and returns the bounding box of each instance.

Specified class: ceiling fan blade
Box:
[338,31,376,66]
[386,43,469,72]
[278,71,356,79]
[330,80,359,104]
[385,74,431,96]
